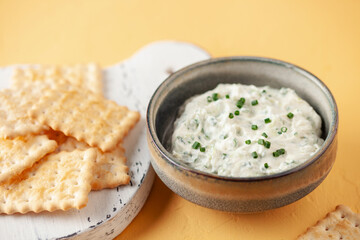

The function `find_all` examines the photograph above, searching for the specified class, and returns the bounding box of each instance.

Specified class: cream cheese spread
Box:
[171,83,324,177]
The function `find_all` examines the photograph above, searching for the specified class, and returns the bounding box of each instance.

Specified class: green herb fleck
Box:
[273,151,280,157]
[264,163,269,169]
[245,140,251,145]
[225,94,230,99]
[251,100,258,106]
[233,138,238,147]
[279,148,286,155]
[258,139,265,145]
[287,112,294,119]
[278,131,282,135]
[207,96,212,102]
[192,141,201,149]
[264,141,271,149]
[212,93,219,101]
[262,90,267,93]
[236,98,246,108]
[229,113,234,119]
[251,125,258,130]
[234,110,240,116]
[264,118,272,124]
[262,132,268,138]
[281,127,288,133]
[273,148,286,157]
[200,147,206,152]
[252,151,258,159]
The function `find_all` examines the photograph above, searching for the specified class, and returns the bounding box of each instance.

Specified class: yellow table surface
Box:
[1,1,359,239]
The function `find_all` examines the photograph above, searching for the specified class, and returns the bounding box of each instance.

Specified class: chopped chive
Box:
[262,132,268,138]
[264,118,272,124]
[287,112,294,119]
[212,93,219,101]
[207,96,212,102]
[245,140,251,145]
[229,113,234,119]
[264,141,271,149]
[273,151,280,157]
[192,141,200,149]
[236,98,246,108]
[252,151,258,159]
[234,110,240,116]
[264,163,269,169]
[225,94,230,99]
[278,131,282,135]
[258,139,265,145]
[251,125,258,130]
[251,100,258,106]
[281,127,288,133]
[262,90,267,93]
[273,148,286,157]
[200,147,206,152]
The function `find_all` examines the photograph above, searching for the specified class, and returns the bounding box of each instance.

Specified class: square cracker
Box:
[0,149,96,214]
[11,63,103,96]
[0,135,57,183]
[297,205,360,240]
[0,89,48,139]
[57,135,130,190]
[29,87,140,152]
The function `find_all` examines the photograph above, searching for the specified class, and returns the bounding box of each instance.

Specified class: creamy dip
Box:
[171,84,324,177]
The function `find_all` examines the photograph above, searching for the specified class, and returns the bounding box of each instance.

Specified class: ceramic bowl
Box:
[146,57,338,212]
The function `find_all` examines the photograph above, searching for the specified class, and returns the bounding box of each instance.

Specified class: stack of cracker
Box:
[0,64,140,214]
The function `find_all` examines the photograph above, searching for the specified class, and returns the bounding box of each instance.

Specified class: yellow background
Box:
[1,0,359,239]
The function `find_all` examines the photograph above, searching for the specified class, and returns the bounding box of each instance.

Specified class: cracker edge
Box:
[297,205,360,239]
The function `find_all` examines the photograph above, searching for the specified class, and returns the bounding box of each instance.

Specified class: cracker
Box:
[11,63,103,96]
[59,136,130,190]
[0,149,96,214]
[0,135,57,183]
[29,87,140,152]
[43,129,68,146]
[0,89,48,138]
[297,205,360,240]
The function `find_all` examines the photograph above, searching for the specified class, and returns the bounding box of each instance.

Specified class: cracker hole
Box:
[340,236,343,240]
[325,227,329,231]
[341,214,345,219]
[355,223,359,228]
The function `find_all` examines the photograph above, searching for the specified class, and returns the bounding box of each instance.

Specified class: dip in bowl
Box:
[146,57,338,212]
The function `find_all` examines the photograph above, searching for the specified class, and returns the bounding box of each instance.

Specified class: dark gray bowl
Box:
[146,57,338,212]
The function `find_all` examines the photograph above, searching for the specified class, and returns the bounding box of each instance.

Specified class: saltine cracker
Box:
[0,149,96,214]
[29,87,140,152]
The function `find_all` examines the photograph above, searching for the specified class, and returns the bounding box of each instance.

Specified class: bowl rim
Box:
[146,56,339,182]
